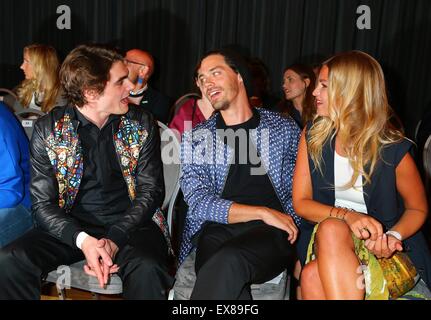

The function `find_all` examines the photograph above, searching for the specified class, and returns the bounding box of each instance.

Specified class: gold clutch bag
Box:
[378,252,418,299]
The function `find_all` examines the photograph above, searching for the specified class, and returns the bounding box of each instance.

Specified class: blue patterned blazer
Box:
[179,108,301,265]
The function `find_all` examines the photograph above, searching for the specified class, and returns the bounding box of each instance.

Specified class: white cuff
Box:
[386,230,402,241]
[76,232,90,250]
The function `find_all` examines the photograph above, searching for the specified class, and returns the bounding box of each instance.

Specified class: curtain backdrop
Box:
[1,0,430,136]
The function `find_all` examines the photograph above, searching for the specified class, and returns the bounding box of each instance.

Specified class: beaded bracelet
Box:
[329,206,354,221]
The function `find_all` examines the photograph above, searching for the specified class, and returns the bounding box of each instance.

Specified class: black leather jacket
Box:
[30,105,164,249]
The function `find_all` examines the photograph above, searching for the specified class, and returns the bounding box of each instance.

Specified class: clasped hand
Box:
[81,236,120,288]
[344,211,403,258]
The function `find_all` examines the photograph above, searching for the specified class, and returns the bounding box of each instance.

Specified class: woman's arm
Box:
[390,152,428,240]
[292,130,333,222]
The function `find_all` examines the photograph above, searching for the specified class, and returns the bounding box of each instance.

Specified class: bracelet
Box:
[341,208,354,221]
[330,206,354,221]
[329,207,336,218]
[328,206,350,220]
[339,208,348,220]
[386,230,402,241]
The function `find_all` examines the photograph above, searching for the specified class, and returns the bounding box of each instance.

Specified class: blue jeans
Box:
[0,205,34,248]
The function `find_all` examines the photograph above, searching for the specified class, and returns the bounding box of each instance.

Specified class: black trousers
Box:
[0,221,173,300]
[190,220,294,300]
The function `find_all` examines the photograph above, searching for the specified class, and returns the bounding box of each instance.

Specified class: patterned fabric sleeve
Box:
[180,130,233,225]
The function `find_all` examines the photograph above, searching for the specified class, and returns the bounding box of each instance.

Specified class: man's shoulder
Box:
[180,114,217,145]
[126,104,156,125]
[34,105,67,126]
[257,108,300,132]
[0,103,23,138]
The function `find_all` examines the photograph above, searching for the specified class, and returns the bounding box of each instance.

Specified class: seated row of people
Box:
[0,44,430,300]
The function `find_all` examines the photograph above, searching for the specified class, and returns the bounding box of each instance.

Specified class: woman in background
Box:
[278,63,316,128]
[15,44,65,113]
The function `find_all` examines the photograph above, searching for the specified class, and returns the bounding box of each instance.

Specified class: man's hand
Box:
[81,236,116,288]
[98,238,119,260]
[89,238,120,285]
[260,208,298,244]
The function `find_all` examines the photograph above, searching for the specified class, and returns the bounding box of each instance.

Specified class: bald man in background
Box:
[125,49,171,123]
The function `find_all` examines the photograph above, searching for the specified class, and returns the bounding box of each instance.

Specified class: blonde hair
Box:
[308,51,404,188]
[17,44,61,112]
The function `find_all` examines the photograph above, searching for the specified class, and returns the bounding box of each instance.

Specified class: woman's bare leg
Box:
[300,260,326,299]
[315,218,365,299]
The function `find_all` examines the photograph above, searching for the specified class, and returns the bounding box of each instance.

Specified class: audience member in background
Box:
[0,44,173,300]
[248,57,279,109]
[415,107,431,178]
[15,44,66,113]
[293,51,431,299]
[277,63,316,128]
[169,76,214,140]
[179,49,300,299]
[125,49,171,123]
[0,102,32,248]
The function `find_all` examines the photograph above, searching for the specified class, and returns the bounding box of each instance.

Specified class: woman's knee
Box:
[316,218,351,247]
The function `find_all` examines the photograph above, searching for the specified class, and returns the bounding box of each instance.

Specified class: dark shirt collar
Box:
[216,107,260,130]
[73,107,121,129]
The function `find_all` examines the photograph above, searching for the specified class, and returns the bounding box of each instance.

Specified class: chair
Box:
[170,251,290,300]
[415,120,423,143]
[170,92,201,119]
[44,121,181,299]
[0,88,18,111]
[15,108,46,140]
[423,135,431,192]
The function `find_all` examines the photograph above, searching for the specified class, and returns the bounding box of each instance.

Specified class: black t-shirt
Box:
[217,109,284,212]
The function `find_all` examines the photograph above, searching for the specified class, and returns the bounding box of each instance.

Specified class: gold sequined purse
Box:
[377,252,418,299]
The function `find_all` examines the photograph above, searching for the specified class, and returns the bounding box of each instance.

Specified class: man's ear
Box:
[304,78,311,88]
[83,88,99,102]
[238,73,244,83]
[138,65,150,81]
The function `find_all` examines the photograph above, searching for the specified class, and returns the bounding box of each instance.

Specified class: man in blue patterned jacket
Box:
[179,49,301,299]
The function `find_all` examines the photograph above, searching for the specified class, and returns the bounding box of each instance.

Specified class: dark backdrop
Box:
[1,0,430,137]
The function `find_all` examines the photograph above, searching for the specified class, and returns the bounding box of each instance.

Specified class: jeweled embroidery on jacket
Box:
[114,117,173,256]
[113,116,148,200]
[45,112,83,212]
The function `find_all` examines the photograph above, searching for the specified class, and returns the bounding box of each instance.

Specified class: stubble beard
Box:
[212,99,229,111]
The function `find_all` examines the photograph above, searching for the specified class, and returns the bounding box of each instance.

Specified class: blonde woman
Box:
[15,44,65,113]
[293,51,431,299]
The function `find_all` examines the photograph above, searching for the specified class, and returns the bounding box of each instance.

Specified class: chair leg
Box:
[167,288,175,300]
[56,285,66,300]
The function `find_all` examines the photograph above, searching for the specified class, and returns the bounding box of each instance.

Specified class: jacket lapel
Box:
[45,109,83,212]
[113,116,148,200]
